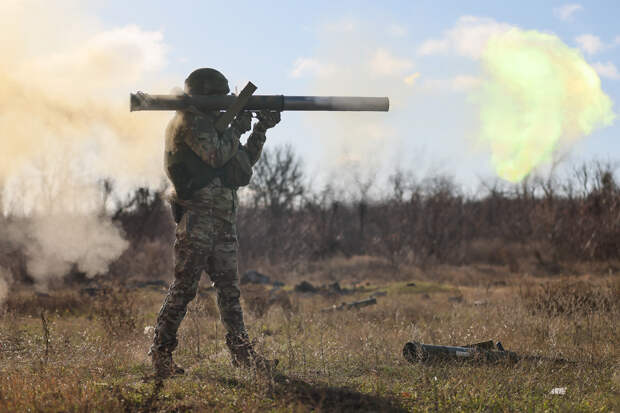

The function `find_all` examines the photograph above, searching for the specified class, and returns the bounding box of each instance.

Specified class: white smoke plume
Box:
[23,214,129,289]
[0,1,172,289]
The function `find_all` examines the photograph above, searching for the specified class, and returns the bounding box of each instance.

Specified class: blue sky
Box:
[89,1,620,189]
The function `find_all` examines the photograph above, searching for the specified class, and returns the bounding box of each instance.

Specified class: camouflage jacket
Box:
[165,110,266,223]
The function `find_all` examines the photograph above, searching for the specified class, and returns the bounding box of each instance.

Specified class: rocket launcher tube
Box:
[130,92,390,112]
[403,341,520,363]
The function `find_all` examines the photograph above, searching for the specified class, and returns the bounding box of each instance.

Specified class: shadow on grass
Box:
[215,373,408,413]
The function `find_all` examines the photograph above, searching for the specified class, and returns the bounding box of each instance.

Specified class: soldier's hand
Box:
[255,110,281,131]
[232,112,252,133]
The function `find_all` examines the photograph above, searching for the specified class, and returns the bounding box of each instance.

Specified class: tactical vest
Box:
[165,144,221,200]
[165,113,252,199]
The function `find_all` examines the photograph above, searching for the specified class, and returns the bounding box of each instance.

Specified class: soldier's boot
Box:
[150,350,185,379]
[226,333,278,374]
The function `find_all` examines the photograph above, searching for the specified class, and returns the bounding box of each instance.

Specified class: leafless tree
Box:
[249,144,305,215]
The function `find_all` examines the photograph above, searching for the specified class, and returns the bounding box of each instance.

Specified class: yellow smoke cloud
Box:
[0,1,170,191]
[477,29,615,182]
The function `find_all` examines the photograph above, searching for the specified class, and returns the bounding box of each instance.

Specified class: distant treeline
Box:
[1,145,619,285]
[238,147,620,272]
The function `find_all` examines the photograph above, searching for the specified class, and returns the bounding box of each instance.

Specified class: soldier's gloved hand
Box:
[232,112,252,134]
[254,110,281,132]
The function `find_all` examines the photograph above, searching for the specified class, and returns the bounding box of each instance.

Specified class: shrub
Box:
[521,279,619,316]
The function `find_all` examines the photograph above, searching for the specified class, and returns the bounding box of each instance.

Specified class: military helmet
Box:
[184,68,230,95]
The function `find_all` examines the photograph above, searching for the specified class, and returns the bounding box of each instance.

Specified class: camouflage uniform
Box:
[150,91,273,375]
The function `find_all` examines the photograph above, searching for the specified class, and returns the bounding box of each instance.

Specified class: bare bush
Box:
[241,285,294,318]
[242,284,272,318]
[248,144,305,213]
[239,145,306,264]
[5,290,90,316]
[521,279,619,316]
[237,153,620,272]
[91,287,141,338]
[3,143,620,286]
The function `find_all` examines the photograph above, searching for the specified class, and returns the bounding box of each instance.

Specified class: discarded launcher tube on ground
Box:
[403,340,576,364]
[321,297,378,312]
[403,340,520,363]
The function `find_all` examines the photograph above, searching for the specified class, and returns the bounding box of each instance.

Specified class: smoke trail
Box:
[476,29,615,182]
[0,1,171,288]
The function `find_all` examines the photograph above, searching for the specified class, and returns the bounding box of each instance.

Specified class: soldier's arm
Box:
[242,111,280,166]
[241,129,266,166]
[185,113,242,168]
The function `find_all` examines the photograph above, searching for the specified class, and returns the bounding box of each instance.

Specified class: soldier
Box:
[150,68,280,379]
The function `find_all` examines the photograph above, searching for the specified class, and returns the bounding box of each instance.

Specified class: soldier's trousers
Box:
[151,210,246,354]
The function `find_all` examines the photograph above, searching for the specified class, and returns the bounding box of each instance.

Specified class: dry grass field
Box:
[0,257,618,412]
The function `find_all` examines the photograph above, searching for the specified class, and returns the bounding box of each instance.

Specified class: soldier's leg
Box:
[206,221,252,363]
[151,237,204,359]
[208,221,278,372]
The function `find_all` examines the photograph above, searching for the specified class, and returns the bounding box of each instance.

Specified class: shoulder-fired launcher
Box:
[130,92,389,112]
[131,81,389,133]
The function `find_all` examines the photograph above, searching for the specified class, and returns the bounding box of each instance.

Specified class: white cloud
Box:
[417,16,514,59]
[321,17,357,33]
[575,34,604,54]
[291,49,414,79]
[592,61,620,79]
[554,4,583,21]
[387,24,408,37]
[290,57,335,78]
[417,38,450,55]
[369,49,414,76]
